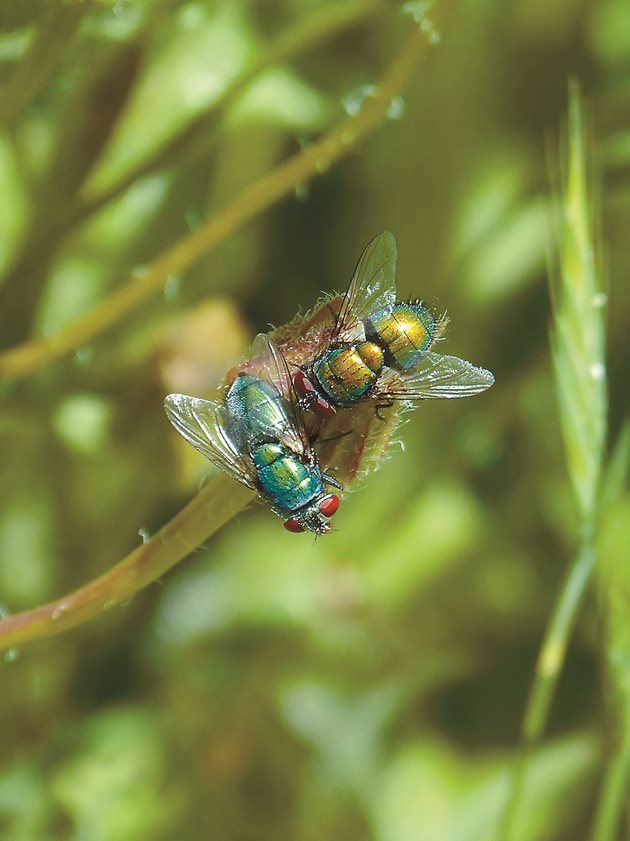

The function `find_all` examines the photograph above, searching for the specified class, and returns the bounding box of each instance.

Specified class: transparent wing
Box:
[164,393,258,489]
[378,351,495,400]
[241,333,309,455]
[331,231,398,344]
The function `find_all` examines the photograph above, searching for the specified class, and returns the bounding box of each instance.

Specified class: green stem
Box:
[0,0,92,127]
[591,718,630,841]
[80,0,387,214]
[501,537,597,840]
[0,477,253,652]
[523,537,596,741]
[0,25,433,382]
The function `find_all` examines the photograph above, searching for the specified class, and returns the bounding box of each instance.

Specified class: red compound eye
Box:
[314,397,336,418]
[284,517,305,533]
[293,372,336,417]
[318,494,340,518]
[293,370,314,397]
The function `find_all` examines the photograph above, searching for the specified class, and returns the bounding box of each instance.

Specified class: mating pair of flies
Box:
[164,232,495,535]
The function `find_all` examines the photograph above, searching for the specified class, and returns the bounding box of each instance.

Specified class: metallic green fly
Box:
[164,334,341,534]
[292,231,494,417]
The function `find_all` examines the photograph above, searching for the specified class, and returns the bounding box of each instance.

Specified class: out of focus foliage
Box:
[0,1,629,840]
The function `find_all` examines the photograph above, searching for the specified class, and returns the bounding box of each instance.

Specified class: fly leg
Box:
[321,471,343,490]
[317,428,352,443]
[374,399,394,422]
[325,301,339,322]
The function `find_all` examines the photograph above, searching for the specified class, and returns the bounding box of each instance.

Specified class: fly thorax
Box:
[252,442,285,469]
[228,374,286,442]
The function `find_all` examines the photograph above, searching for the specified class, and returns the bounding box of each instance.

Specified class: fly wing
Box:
[378,351,495,400]
[164,393,258,489]
[331,231,398,344]
[241,333,310,456]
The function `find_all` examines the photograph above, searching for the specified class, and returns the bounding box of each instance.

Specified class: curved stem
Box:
[500,538,596,840]
[523,538,596,741]
[0,477,254,652]
[0,25,433,382]
[80,0,387,215]
[591,718,630,841]
[0,0,92,127]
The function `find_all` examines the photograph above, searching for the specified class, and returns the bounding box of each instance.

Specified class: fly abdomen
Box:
[313,343,384,408]
[367,303,435,370]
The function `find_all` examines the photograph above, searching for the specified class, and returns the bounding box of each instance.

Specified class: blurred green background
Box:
[0,1,629,839]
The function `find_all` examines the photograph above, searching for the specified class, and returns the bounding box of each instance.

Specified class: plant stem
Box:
[0,24,435,383]
[522,536,596,742]
[591,718,630,841]
[590,427,630,840]
[500,537,597,841]
[0,476,253,652]
[501,81,607,840]
[0,0,92,127]
[80,0,387,215]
